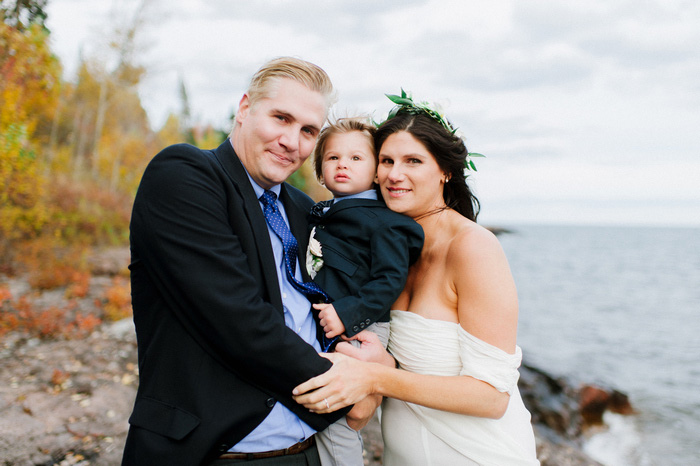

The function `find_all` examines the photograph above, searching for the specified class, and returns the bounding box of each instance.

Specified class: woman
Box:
[294,94,539,465]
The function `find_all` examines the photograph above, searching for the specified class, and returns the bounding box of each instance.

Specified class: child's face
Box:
[321,131,377,197]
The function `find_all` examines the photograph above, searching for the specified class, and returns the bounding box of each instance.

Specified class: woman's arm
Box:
[293,353,508,419]
[451,226,519,353]
[293,225,519,419]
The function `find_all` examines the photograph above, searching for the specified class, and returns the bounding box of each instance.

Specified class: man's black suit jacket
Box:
[122,140,345,466]
[309,199,423,337]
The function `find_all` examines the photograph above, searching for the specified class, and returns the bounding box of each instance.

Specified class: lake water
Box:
[497,224,700,465]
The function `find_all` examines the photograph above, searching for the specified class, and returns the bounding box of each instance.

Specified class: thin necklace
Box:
[414,206,449,222]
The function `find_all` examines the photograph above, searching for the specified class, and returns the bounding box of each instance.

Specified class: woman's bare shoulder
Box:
[447,217,518,350]
[447,216,504,262]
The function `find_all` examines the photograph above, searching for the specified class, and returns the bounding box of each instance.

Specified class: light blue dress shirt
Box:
[334,189,378,203]
[230,171,320,452]
[318,188,378,215]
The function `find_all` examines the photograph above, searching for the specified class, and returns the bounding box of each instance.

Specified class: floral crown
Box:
[384,89,484,171]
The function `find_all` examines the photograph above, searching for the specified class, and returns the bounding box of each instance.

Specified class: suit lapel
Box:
[213,140,283,312]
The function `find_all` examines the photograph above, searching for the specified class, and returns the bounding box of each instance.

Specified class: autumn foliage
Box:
[0,284,103,339]
[0,10,152,338]
[99,277,133,322]
[1,4,325,340]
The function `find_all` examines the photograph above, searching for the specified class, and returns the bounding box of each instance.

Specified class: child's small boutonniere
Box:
[306,227,324,279]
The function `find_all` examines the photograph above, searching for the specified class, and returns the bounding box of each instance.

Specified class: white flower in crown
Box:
[306,227,324,279]
[384,89,485,172]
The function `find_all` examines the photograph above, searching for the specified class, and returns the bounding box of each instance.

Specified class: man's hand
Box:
[292,330,396,413]
[346,395,383,431]
[313,303,345,339]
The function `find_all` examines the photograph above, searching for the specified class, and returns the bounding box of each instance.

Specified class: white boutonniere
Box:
[306,227,324,279]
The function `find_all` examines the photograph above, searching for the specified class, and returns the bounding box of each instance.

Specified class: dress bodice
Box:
[388,310,523,394]
[388,310,464,375]
[382,310,539,466]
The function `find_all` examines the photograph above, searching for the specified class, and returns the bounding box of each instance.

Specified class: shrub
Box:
[100,277,132,322]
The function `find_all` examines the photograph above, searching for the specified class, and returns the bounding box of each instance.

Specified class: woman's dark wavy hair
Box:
[374,111,480,222]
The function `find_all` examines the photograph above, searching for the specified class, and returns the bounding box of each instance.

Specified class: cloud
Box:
[45,0,700,226]
[205,0,421,38]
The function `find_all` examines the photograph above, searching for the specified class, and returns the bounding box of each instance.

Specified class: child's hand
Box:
[313,303,345,338]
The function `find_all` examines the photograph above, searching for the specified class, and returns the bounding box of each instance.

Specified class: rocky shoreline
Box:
[0,249,633,465]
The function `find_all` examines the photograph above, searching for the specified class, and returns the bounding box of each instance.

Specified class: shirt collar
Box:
[243,168,281,201]
[232,139,281,200]
[334,189,378,203]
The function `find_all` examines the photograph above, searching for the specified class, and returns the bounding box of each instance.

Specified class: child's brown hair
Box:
[313,117,377,182]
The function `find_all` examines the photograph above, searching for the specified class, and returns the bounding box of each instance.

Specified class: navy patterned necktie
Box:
[259,190,330,303]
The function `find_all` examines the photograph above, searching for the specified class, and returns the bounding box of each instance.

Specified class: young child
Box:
[307,117,424,466]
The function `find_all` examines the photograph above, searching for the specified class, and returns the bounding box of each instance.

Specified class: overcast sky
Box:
[46,0,700,227]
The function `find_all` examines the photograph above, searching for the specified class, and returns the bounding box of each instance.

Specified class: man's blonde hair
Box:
[230,57,336,136]
[247,56,336,107]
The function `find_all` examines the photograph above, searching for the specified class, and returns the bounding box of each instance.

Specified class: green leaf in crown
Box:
[383,89,485,172]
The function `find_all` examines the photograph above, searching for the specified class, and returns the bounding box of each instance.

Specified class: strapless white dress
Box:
[381,310,539,466]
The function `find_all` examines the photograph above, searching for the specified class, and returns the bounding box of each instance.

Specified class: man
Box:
[122,57,349,466]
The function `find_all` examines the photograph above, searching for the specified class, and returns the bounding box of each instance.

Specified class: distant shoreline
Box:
[486,225,514,236]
